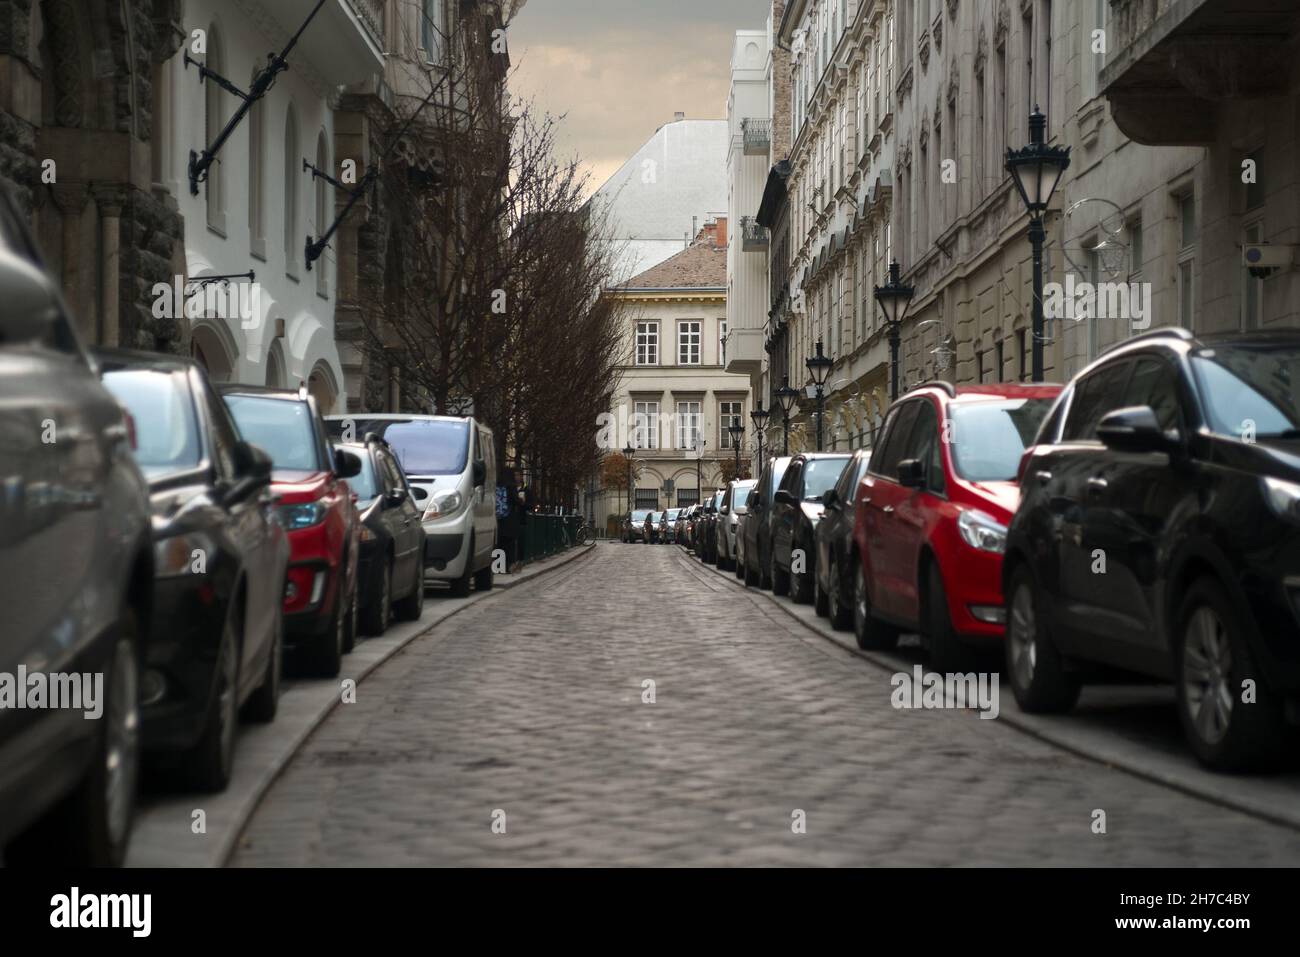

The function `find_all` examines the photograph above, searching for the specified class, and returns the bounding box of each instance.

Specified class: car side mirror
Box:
[333,448,362,479]
[822,487,840,509]
[385,487,408,508]
[472,459,487,486]
[897,458,925,489]
[1097,405,1173,454]
[773,489,796,506]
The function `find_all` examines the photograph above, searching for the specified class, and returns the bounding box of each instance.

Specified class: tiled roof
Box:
[621,241,727,289]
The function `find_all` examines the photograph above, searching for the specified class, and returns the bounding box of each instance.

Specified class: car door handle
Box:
[1087,477,1108,497]
[1034,470,1052,485]
[881,505,894,515]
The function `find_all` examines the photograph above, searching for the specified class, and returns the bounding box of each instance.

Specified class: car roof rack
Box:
[1099,326,1195,355]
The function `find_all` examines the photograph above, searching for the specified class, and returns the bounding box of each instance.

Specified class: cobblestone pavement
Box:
[232,543,1300,866]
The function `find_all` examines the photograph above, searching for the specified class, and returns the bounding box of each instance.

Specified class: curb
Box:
[126,542,598,868]
[683,546,1300,832]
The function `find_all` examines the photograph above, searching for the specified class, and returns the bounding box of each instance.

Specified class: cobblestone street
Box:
[232,543,1300,866]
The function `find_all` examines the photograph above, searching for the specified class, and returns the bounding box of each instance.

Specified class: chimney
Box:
[674,111,686,122]
[714,216,728,248]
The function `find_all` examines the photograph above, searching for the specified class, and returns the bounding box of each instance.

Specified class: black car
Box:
[814,448,872,628]
[0,188,153,866]
[1004,326,1300,771]
[770,453,851,602]
[698,490,725,562]
[98,351,290,792]
[742,455,792,589]
[336,436,428,636]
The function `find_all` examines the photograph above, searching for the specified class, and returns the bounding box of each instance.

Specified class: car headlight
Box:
[423,489,463,521]
[277,501,327,530]
[1263,477,1300,523]
[154,534,209,578]
[957,508,1007,553]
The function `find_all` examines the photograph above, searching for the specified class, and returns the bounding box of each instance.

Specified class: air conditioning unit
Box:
[1243,243,1297,278]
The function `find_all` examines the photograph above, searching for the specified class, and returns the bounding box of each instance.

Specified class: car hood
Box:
[271,469,329,503]
[963,480,1020,521]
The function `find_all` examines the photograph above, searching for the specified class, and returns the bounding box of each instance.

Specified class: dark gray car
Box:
[741,456,792,590]
[0,188,152,866]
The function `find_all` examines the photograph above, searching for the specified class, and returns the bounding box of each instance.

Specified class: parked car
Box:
[1004,327,1300,771]
[325,415,497,596]
[814,449,872,629]
[852,382,1061,671]
[222,386,361,677]
[98,351,289,791]
[771,453,851,601]
[334,435,427,636]
[674,506,693,545]
[680,505,699,549]
[644,510,661,543]
[623,509,651,543]
[742,456,792,589]
[659,508,682,543]
[716,479,756,571]
[699,490,725,563]
[0,186,152,866]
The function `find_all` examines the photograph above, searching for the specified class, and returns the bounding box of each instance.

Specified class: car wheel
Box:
[924,559,981,673]
[827,556,852,630]
[184,602,241,791]
[743,552,757,587]
[474,556,494,592]
[393,563,426,621]
[813,561,830,617]
[853,560,898,651]
[243,602,282,724]
[1175,577,1289,771]
[1005,564,1080,713]
[771,551,790,597]
[309,587,346,678]
[361,560,392,636]
[792,541,813,604]
[759,544,773,590]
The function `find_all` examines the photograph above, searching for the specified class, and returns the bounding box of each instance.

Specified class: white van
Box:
[325,414,498,594]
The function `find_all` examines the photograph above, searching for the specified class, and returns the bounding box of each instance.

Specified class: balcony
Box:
[740,216,769,252]
[347,0,385,49]
[255,0,386,84]
[742,118,771,155]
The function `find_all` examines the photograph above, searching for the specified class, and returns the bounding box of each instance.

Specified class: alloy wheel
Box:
[104,638,139,849]
[1008,583,1038,690]
[1183,606,1234,746]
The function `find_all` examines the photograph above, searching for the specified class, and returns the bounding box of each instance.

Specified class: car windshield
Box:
[949,398,1055,482]
[733,482,755,510]
[343,448,380,503]
[664,509,680,521]
[225,395,322,472]
[102,368,201,477]
[1191,346,1300,439]
[801,458,850,500]
[631,510,650,522]
[647,512,660,522]
[360,419,470,476]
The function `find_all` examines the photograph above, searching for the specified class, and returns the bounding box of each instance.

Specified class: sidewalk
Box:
[126,542,598,867]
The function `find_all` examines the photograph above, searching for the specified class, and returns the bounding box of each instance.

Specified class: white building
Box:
[161,0,384,411]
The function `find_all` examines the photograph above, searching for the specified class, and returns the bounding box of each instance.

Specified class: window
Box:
[1242,220,1263,330]
[719,320,728,367]
[1122,357,1183,432]
[635,321,659,365]
[678,321,701,365]
[1086,0,1107,99]
[995,339,1005,382]
[676,401,702,449]
[976,348,985,383]
[1084,238,1101,359]
[633,401,659,449]
[248,69,264,255]
[898,400,941,492]
[870,400,920,479]
[314,131,330,297]
[284,104,299,278]
[1016,329,1026,381]
[634,489,660,510]
[975,73,986,196]
[204,25,225,233]
[1062,361,1133,441]
[1127,216,1143,280]
[1176,191,1196,328]
[421,0,444,62]
[720,400,743,448]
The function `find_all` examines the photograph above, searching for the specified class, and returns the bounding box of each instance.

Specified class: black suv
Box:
[1004,327,1300,771]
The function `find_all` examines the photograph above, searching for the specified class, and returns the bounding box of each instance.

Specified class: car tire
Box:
[450,536,474,597]
[771,551,790,597]
[183,601,241,792]
[309,587,346,678]
[791,541,814,604]
[827,556,853,630]
[759,543,773,590]
[474,557,494,592]
[743,552,757,587]
[1005,564,1080,713]
[361,559,393,636]
[853,559,898,651]
[243,603,282,724]
[13,608,141,867]
[393,564,426,621]
[924,559,982,673]
[814,563,830,616]
[1175,576,1290,772]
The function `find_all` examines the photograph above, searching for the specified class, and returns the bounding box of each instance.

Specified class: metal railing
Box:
[742,117,771,155]
[346,0,385,49]
[741,216,769,251]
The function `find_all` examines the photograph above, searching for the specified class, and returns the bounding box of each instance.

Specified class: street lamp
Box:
[750,401,770,464]
[728,422,744,478]
[805,339,833,452]
[775,375,800,456]
[1006,106,1071,382]
[874,259,915,402]
[692,433,707,506]
[623,442,635,517]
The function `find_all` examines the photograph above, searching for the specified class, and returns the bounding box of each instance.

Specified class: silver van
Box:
[326,415,497,595]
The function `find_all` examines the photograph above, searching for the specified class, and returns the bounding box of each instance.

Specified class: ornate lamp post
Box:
[622,442,635,516]
[874,260,916,402]
[1005,106,1071,382]
[691,432,707,506]
[727,422,744,478]
[805,340,834,452]
[775,375,800,456]
[750,400,770,464]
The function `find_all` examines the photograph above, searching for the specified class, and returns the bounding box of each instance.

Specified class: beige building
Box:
[601,219,752,526]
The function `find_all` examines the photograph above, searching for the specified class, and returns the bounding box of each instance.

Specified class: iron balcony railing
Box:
[742,117,771,155]
[741,216,769,251]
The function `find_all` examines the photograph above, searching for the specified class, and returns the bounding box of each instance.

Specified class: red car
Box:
[220,384,362,677]
[851,382,1062,671]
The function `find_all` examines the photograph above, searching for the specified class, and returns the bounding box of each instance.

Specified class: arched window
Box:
[284,103,299,277]
[204,24,225,233]
[314,130,329,296]
[248,67,265,256]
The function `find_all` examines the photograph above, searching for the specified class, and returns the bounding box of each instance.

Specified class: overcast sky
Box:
[508,0,771,195]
